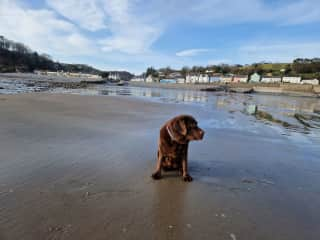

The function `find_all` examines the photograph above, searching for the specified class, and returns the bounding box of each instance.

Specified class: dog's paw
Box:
[151,172,162,180]
[183,174,193,182]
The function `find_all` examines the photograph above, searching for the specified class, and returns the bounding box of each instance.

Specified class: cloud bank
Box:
[1,0,320,73]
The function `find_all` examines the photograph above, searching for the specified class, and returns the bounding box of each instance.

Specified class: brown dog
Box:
[151,115,204,182]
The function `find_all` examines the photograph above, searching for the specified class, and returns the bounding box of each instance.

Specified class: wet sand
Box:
[1,93,320,240]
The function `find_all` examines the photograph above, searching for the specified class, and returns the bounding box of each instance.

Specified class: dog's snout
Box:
[198,128,205,139]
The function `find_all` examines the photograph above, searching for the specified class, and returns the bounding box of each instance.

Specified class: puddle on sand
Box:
[0,79,48,94]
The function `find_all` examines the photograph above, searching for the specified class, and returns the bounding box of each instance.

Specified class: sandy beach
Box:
[1,93,320,240]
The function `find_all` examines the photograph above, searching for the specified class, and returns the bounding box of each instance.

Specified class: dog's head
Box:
[167,115,204,143]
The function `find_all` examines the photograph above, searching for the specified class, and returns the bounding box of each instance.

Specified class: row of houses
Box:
[34,70,102,79]
[132,73,319,85]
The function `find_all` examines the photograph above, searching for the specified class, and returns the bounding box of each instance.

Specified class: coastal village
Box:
[132,71,320,85]
[32,69,320,86]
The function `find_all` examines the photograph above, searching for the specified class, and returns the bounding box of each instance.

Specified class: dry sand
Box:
[1,93,320,240]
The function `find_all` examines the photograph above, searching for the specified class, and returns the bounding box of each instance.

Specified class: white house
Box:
[68,73,102,79]
[108,72,120,80]
[186,74,199,84]
[176,77,186,84]
[261,77,282,83]
[146,75,158,83]
[249,73,261,83]
[209,75,222,83]
[45,71,59,76]
[282,76,301,84]
[220,76,233,83]
[301,79,319,85]
[131,76,145,82]
[233,75,248,83]
[198,74,210,83]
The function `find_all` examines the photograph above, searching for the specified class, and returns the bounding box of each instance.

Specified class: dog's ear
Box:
[167,118,187,143]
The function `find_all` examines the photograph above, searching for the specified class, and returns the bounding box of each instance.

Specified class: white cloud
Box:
[1,0,320,74]
[100,0,162,54]
[182,0,320,25]
[0,0,94,57]
[46,0,163,54]
[137,0,320,26]
[239,42,320,62]
[276,0,320,25]
[46,0,106,31]
[176,49,214,57]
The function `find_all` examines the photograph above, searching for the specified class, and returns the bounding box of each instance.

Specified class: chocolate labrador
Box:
[151,115,204,182]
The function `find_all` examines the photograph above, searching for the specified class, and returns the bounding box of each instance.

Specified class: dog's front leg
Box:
[151,150,163,180]
[182,149,193,182]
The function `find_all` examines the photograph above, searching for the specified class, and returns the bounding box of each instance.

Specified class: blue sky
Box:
[1,0,320,74]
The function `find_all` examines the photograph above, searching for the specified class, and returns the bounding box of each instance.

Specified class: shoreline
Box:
[130,82,320,98]
[1,72,319,98]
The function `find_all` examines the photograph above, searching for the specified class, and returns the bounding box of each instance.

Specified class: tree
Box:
[181,66,190,77]
[0,36,5,49]
[163,66,172,77]
[146,67,158,77]
[220,64,231,74]
[100,72,110,78]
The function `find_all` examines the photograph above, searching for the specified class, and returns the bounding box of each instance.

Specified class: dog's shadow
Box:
[158,159,241,183]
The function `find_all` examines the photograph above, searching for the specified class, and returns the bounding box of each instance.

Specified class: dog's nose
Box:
[199,129,205,139]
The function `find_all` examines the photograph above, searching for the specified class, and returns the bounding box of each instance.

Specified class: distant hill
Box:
[0,36,100,75]
[144,59,320,80]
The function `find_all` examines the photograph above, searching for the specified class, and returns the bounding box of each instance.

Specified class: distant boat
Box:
[200,86,226,92]
[105,80,128,86]
[116,80,127,86]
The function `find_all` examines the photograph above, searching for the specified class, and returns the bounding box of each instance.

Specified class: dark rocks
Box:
[229,87,254,94]
[48,82,88,89]
[200,86,226,92]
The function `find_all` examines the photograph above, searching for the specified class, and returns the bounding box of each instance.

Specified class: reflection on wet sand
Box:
[245,104,299,130]
[245,104,320,133]
[38,85,320,138]
[294,113,320,128]
[153,181,188,239]
[214,93,320,136]
[98,87,208,103]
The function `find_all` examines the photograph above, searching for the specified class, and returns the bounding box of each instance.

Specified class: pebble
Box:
[186,223,192,228]
[168,225,174,229]
[230,233,237,240]
[48,226,62,232]
[242,178,254,183]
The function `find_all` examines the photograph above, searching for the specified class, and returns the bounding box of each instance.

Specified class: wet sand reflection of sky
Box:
[50,85,320,142]
[1,81,320,142]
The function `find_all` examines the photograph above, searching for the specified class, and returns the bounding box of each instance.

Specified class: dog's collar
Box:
[166,125,175,140]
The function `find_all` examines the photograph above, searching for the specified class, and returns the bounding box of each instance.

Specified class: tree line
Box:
[0,36,101,74]
[145,59,320,79]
